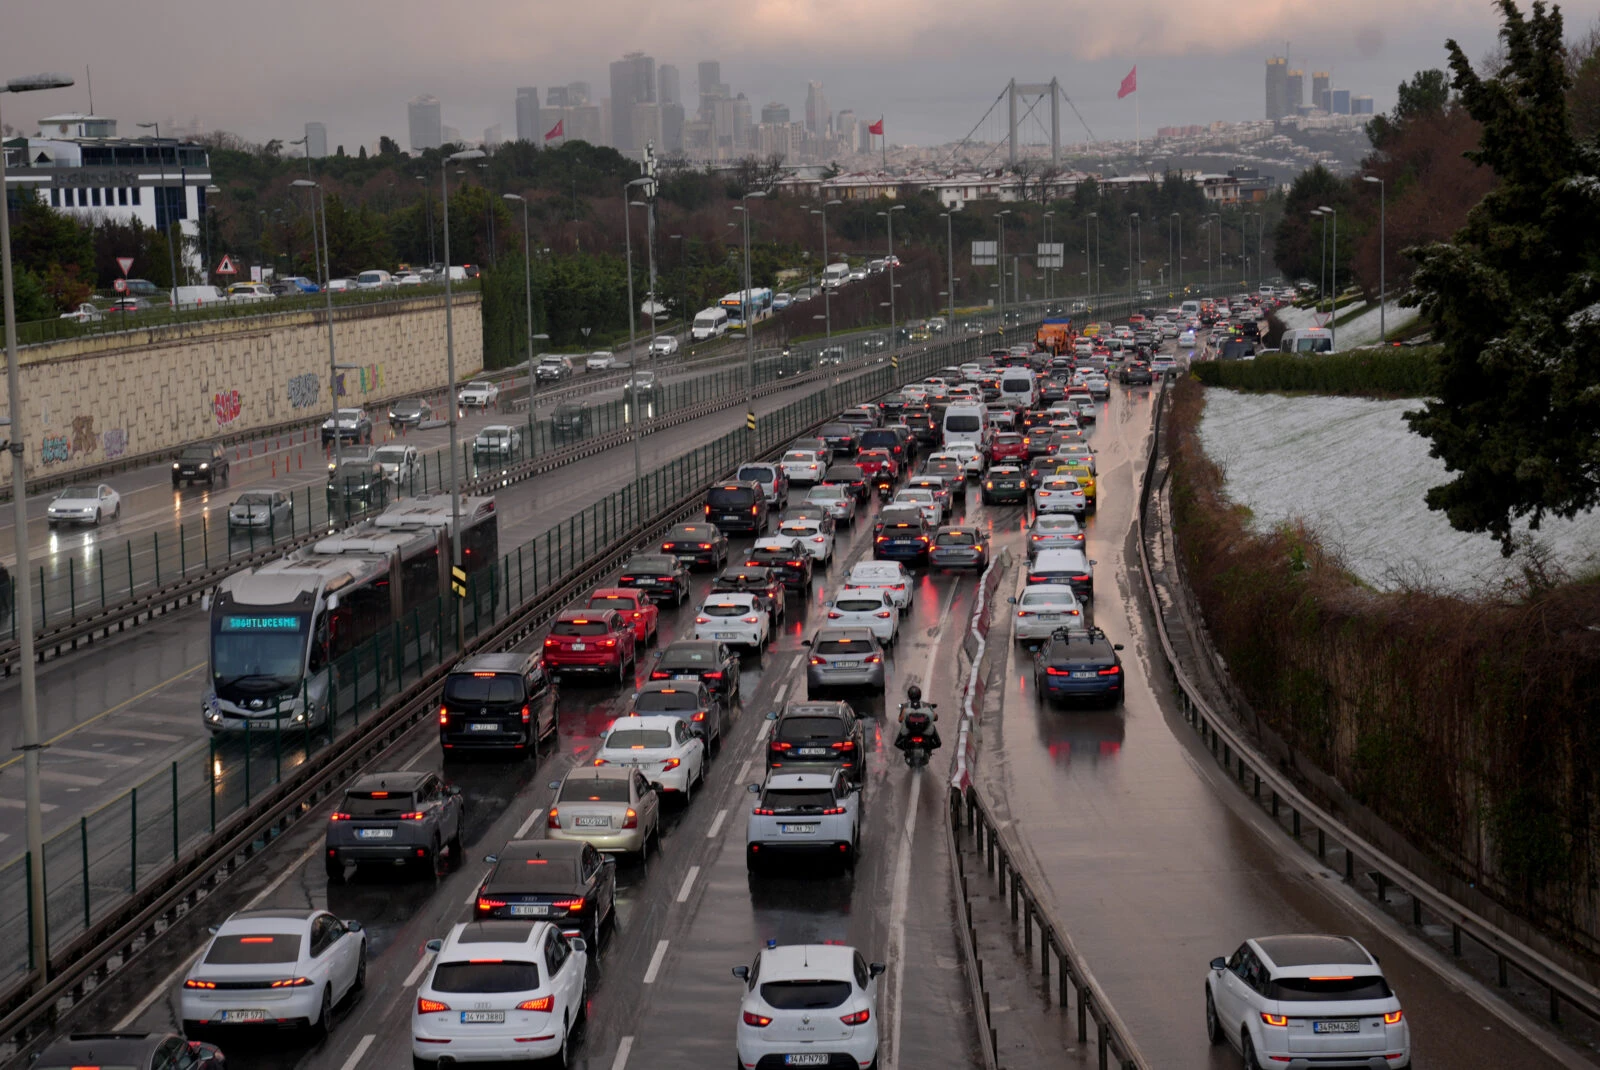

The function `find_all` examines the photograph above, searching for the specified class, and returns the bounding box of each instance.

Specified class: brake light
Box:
[1384,1010,1404,1025]
[550,898,585,910]
[698,542,712,549]
[770,741,793,751]
[1044,666,1069,676]
[695,616,710,624]
[399,811,426,820]
[1261,1013,1288,1027]
[827,611,842,619]
[751,505,759,515]
[841,1009,871,1025]
[662,758,681,770]
[704,505,712,514]
[544,638,558,648]
[269,977,314,987]
[477,897,507,910]
[601,638,616,648]
[1072,574,1090,582]
[830,740,856,751]
[874,611,892,618]
[330,812,352,821]
[418,998,451,1013]
[184,979,217,989]
[547,808,561,829]
[704,670,723,679]
[1098,666,1122,676]
[517,996,555,1012]
[620,576,634,582]
[865,653,882,664]
[810,656,825,665]
[743,1011,773,1027]
[622,808,639,829]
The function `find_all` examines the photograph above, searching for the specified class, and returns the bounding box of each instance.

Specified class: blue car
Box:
[1032,626,1125,707]
[872,506,931,563]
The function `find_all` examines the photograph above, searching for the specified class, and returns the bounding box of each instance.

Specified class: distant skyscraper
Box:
[761,102,790,125]
[609,51,657,154]
[566,105,603,145]
[805,82,829,137]
[516,87,541,142]
[697,60,723,121]
[732,94,753,152]
[482,124,503,148]
[1286,70,1305,113]
[661,102,685,152]
[304,122,327,159]
[632,102,662,151]
[658,64,681,106]
[568,81,591,106]
[408,95,442,151]
[1330,89,1351,115]
[1265,57,1288,119]
[1352,95,1374,115]
[546,86,570,108]
[1312,71,1331,111]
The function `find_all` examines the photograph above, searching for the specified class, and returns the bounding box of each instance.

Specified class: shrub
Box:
[1189,348,1438,398]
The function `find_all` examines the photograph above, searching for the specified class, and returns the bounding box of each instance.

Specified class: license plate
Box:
[830,662,860,669]
[716,632,740,639]
[461,1011,506,1023]
[780,824,817,834]
[1039,614,1062,621]
[672,674,699,682]
[469,722,498,732]
[510,904,550,917]
[575,817,610,827]
[786,1056,829,1067]
[1313,1020,1361,1034]
[797,747,827,757]
[1071,671,1096,679]
[356,828,394,839]
[218,1009,266,1022]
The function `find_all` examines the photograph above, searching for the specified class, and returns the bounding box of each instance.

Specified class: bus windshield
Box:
[210,612,309,689]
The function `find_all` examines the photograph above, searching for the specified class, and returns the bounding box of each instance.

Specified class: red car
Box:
[543,607,637,683]
[988,432,1029,465]
[586,587,660,646]
[854,449,900,480]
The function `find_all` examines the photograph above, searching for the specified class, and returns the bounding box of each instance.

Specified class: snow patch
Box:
[1273,300,1418,348]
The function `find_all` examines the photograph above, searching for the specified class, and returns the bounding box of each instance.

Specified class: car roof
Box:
[660,639,723,658]
[782,701,852,718]
[557,607,618,622]
[759,943,859,979]
[499,838,586,862]
[764,772,840,790]
[455,652,534,674]
[1020,584,1077,599]
[348,771,430,793]
[443,920,544,950]
[564,765,635,784]
[608,714,683,732]
[813,626,878,643]
[1033,548,1089,565]
[1252,934,1376,971]
[848,561,904,575]
[39,1033,167,1060]
[639,678,707,696]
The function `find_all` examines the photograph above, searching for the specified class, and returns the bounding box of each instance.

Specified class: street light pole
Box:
[1,72,73,972]
[442,148,485,642]
[137,121,182,294]
[1318,205,1338,349]
[995,209,1011,327]
[1364,176,1386,341]
[877,205,906,344]
[502,193,535,404]
[941,206,960,328]
[1127,213,1138,307]
[1042,210,1054,303]
[736,190,766,452]
[623,177,652,485]
[811,200,842,350]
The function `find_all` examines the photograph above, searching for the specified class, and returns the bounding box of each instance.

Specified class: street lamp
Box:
[1207,212,1220,290]
[441,148,485,637]
[290,179,343,517]
[1127,213,1139,306]
[734,190,766,451]
[137,121,183,294]
[1318,205,1337,348]
[811,200,842,352]
[940,205,961,329]
[876,205,906,345]
[623,177,653,484]
[0,70,73,972]
[1169,212,1180,294]
[1363,176,1386,341]
[203,185,222,285]
[1086,211,1098,307]
[502,194,537,408]
[1042,210,1055,303]
[995,209,1011,325]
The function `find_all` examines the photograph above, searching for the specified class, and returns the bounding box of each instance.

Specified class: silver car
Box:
[804,484,857,526]
[546,766,661,858]
[228,490,294,530]
[804,626,886,695]
[1028,514,1086,555]
[325,771,464,881]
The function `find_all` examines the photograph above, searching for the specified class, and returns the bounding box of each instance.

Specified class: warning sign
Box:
[113,278,128,294]
[116,256,135,276]
[215,254,239,277]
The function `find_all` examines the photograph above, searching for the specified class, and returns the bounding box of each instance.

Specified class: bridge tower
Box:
[1007,78,1061,167]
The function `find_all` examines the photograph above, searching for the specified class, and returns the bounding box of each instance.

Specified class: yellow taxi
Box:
[1053,462,1097,509]
[1081,323,1101,337]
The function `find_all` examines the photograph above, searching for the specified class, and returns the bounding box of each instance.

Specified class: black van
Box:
[703,480,769,536]
[438,651,558,757]
[858,426,910,464]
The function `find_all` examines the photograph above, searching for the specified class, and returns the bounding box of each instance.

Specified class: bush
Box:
[1190,348,1438,398]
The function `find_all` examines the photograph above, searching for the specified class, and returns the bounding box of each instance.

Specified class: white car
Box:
[1084,376,1111,399]
[458,380,500,408]
[780,450,825,485]
[395,272,425,287]
[1179,328,1197,348]
[60,302,103,323]
[804,484,857,526]
[180,907,366,1035]
[745,770,862,871]
[1206,934,1410,1070]
[473,425,523,460]
[932,445,985,479]
[1151,355,1178,377]
[374,444,418,486]
[595,714,706,796]
[842,560,913,611]
[776,518,833,563]
[1027,513,1086,554]
[46,483,120,527]
[825,588,899,643]
[1009,583,1084,642]
[649,334,679,357]
[733,943,883,1070]
[692,592,770,653]
[1034,476,1087,516]
[413,921,586,1067]
[586,351,616,370]
[891,487,943,526]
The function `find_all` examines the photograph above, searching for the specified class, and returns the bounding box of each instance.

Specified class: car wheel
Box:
[447,827,463,869]
[1205,986,1224,1045]
[1240,1031,1259,1069]
[553,1013,570,1068]
[207,473,215,488]
[113,502,121,519]
[172,478,182,489]
[325,855,345,884]
[93,509,102,525]
[353,946,367,992]
[311,985,332,1038]
[682,771,693,805]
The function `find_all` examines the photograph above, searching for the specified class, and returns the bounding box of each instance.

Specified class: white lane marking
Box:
[642,939,669,984]
[40,769,106,786]
[246,840,324,908]
[515,807,546,839]
[610,1036,635,1070]
[0,797,57,811]
[676,865,700,903]
[48,746,142,765]
[465,868,491,906]
[338,1033,375,1070]
[94,727,184,743]
[773,683,788,707]
[400,748,429,771]
[737,758,751,783]
[116,948,201,1029]
[706,808,727,840]
[404,951,436,987]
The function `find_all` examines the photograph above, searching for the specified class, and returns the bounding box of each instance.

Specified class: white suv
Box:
[745,770,862,871]
[1206,934,1410,1069]
[692,592,770,653]
[732,943,884,1068]
[824,588,899,644]
[412,920,587,1067]
[842,560,913,611]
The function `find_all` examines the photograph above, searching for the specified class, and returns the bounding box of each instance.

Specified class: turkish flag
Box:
[867,118,884,136]
[544,119,564,141]
[1117,66,1137,99]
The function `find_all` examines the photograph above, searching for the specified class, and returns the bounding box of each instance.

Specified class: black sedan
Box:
[818,423,859,457]
[660,522,729,570]
[710,565,787,629]
[475,839,617,947]
[1032,626,1125,707]
[981,465,1030,505]
[172,444,230,488]
[1118,361,1154,385]
[821,464,870,502]
[649,639,741,702]
[745,537,814,591]
[34,1032,224,1070]
[630,679,722,751]
[617,554,691,606]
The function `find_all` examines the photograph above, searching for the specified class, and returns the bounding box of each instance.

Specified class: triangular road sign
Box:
[215,254,238,276]
[116,257,135,276]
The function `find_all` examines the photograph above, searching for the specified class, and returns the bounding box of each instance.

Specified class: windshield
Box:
[57,486,97,499]
[1293,336,1333,353]
[606,729,672,750]
[211,612,309,687]
[393,399,424,413]
[432,960,541,993]
[180,447,212,461]
[560,778,630,802]
[342,790,417,816]
[376,448,409,464]
[234,493,271,507]
[634,690,700,712]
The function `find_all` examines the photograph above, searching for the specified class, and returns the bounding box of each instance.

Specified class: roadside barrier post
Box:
[99,547,106,610]
[129,787,138,892]
[153,531,160,587]
[171,761,180,862]
[68,557,76,620]
[80,817,91,928]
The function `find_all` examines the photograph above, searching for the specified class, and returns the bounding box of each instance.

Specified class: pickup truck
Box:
[60,302,103,323]
[458,380,500,408]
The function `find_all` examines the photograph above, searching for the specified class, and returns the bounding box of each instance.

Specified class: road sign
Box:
[891,355,899,370]
[451,565,467,599]
[1037,243,1063,269]
[113,278,128,294]
[970,240,997,267]
[215,254,238,277]
[116,256,135,276]
[745,412,757,432]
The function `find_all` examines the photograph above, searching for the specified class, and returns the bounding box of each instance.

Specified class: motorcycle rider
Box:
[894,684,941,753]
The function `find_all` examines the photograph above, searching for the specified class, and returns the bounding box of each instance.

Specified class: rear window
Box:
[833,597,884,612]
[432,960,541,993]
[589,594,641,612]
[205,933,302,964]
[342,791,417,817]
[707,486,758,508]
[559,778,631,803]
[1267,975,1394,1001]
[444,673,524,705]
[553,620,609,637]
[936,531,977,546]
[634,690,700,712]
[627,555,675,573]
[777,716,845,742]
[945,414,981,432]
[702,603,750,617]
[607,729,672,749]
[859,430,898,447]
[761,788,839,812]
[760,980,853,1009]
[994,434,1022,445]
[816,637,871,654]
[737,466,776,482]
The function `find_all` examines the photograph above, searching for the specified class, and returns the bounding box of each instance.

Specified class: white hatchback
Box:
[891,487,943,526]
[804,484,857,525]
[733,943,884,1070]
[825,588,899,644]
[693,592,770,652]
[1034,476,1086,516]
[595,714,706,797]
[412,921,586,1067]
[781,450,826,485]
[1009,583,1084,642]
[776,518,834,563]
[842,560,914,611]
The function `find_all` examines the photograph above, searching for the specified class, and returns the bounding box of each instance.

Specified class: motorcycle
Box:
[875,477,896,503]
[895,702,941,768]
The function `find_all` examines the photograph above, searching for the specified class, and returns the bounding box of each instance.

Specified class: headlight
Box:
[172,462,180,469]
[199,463,209,469]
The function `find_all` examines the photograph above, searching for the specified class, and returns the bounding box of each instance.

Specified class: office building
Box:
[658,64,681,106]
[1265,57,1288,119]
[516,87,541,142]
[757,122,793,159]
[661,102,685,153]
[698,60,726,122]
[681,119,713,157]
[805,81,829,137]
[565,105,604,145]
[483,125,503,148]
[609,51,657,154]
[732,95,753,151]
[761,102,790,125]
[568,82,591,106]
[631,102,662,151]
[1352,95,1374,115]
[1286,70,1305,113]
[1330,89,1351,115]
[408,94,442,151]
[546,86,570,108]
[304,122,327,159]
[1312,72,1331,112]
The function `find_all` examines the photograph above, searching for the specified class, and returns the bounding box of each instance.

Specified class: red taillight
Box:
[743,616,761,623]
[418,997,450,1013]
[770,741,793,751]
[521,705,531,724]
[865,653,882,664]
[827,611,842,619]
[840,1009,871,1025]
[268,977,314,988]
[743,1011,773,1027]
[704,670,723,679]
[695,616,710,624]
[1098,666,1122,676]
[330,812,352,821]
[810,656,824,665]
[184,979,217,989]
[874,610,892,618]
[547,808,561,829]
[477,897,507,911]
[622,808,639,829]
[1072,574,1090,581]
[550,898,586,910]
[601,638,616,648]
[544,638,558,648]
[438,706,449,724]
[699,542,712,549]
[399,811,426,820]
[662,758,681,770]
[651,670,670,680]
[1044,666,1069,676]
[1384,1010,1404,1025]
[830,740,856,751]
[751,505,759,515]
[517,996,555,1012]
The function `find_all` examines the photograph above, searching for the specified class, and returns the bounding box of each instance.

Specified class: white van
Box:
[821,263,851,290]
[172,285,225,310]
[941,403,989,449]
[691,306,730,341]
[1280,327,1334,354]
[356,270,394,290]
[1180,299,1201,318]
[998,369,1038,409]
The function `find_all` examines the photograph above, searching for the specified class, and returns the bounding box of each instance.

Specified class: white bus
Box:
[821,263,851,290]
[691,306,730,341]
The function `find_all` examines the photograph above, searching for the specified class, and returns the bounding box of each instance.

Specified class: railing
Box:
[1135,382,1600,1032]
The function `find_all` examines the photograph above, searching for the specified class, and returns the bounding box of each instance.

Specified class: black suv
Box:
[817,423,859,456]
[710,565,787,629]
[703,481,769,536]
[33,1033,224,1070]
[475,839,616,947]
[660,522,730,570]
[1118,361,1154,385]
[873,505,932,563]
[1031,626,1125,707]
[618,554,690,605]
[439,651,558,756]
[766,701,866,784]
[172,444,230,488]
[649,638,741,701]
[745,536,813,590]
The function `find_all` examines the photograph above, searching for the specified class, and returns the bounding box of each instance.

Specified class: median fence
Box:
[0,318,1034,1028]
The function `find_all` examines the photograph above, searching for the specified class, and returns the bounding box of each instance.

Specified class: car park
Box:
[692,592,771,652]
[1027,547,1096,601]
[180,908,366,1037]
[1032,625,1124,705]
[1009,584,1085,643]
[766,701,865,784]
[629,678,722,751]
[474,839,617,947]
[649,639,740,702]
[710,566,787,630]
[982,465,1030,505]
[930,525,989,570]
[32,1032,225,1070]
[745,537,814,591]
[659,522,730,570]
[412,921,587,1068]
[803,626,886,695]
[47,483,120,527]
[594,714,707,800]
[547,766,661,858]
[325,771,464,880]
[172,444,230,488]
[703,481,769,536]
[227,490,293,530]
[542,608,638,685]
[320,408,372,446]
[458,380,500,408]
[617,553,691,605]
[745,770,863,872]
[388,397,434,428]
[586,588,660,645]
[438,651,558,756]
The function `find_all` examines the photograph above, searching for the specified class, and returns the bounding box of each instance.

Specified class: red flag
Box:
[544,119,564,141]
[1117,66,1137,99]
[867,118,884,136]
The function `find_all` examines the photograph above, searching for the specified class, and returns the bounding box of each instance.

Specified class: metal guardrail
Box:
[1135,382,1600,1032]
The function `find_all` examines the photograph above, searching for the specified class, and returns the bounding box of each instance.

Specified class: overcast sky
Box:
[0,0,1573,153]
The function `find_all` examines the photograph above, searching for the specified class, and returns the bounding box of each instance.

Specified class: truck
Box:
[1035,318,1075,355]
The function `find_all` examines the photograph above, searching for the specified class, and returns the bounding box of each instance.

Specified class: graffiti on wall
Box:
[213,390,242,426]
[70,415,100,457]
[335,363,385,398]
[40,435,69,464]
[103,428,128,459]
[287,373,320,409]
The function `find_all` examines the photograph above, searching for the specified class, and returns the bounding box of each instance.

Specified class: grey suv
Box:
[804,627,886,696]
[325,771,464,881]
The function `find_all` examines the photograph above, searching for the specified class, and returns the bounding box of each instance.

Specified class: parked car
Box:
[172,444,230,488]
[325,770,464,880]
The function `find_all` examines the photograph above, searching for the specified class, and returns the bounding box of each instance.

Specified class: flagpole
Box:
[880,116,886,170]
[1135,73,1140,162]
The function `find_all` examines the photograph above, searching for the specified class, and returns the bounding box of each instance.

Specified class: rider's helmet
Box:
[906,684,923,706]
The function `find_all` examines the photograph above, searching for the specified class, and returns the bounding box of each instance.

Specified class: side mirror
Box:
[801,638,813,647]
[448,785,462,796]
[653,651,664,659]
[344,920,363,933]
[1209,957,1227,972]
[1113,644,1124,651]
[326,593,340,613]
[484,854,500,864]
[1089,559,1097,566]
[1006,596,1017,604]
[765,711,778,721]
[208,925,220,935]
[732,965,750,981]
[548,781,561,791]
[869,962,887,978]
[426,939,444,953]
[747,783,760,794]
[569,936,588,953]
